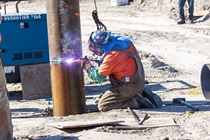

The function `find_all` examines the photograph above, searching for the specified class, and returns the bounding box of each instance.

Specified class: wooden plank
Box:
[114,117,178,130]
[194,10,209,17]
[120,117,176,126]
[48,120,124,129]
[114,124,179,130]
[139,110,183,115]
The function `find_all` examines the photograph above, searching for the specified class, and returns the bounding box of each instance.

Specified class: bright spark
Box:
[65,58,74,64]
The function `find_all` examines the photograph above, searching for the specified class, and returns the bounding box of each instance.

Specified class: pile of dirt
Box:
[134,0,210,19]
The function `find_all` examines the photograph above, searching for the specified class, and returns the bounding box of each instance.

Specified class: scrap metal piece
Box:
[139,113,150,125]
[127,107,150,125]
[127,107,141,124]
[201,64,210,100]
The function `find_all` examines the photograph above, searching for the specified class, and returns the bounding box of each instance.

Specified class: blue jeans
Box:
[179,0,194,20]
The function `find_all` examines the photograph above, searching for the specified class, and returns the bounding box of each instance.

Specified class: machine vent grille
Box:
[24,52,32,59]
[13,53,23,60]
[34,52,42,58]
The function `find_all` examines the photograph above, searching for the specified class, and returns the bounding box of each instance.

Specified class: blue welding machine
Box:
[0,13,49,82]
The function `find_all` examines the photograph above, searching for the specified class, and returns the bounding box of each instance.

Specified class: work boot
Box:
[142,87,163,108]
[136,94,155,109]
[177,20,185,24]
[189,20,193,24]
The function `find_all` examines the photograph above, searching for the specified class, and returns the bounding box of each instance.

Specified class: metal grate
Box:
[34,52,42,58]
[24,52,32,59]
[13,53,23,60]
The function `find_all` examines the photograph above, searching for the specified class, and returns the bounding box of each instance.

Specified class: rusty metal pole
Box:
[46,0,85,116]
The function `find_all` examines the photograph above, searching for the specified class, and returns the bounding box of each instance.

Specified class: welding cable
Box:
[92,0,107,31]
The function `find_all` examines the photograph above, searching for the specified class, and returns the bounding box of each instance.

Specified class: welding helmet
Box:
[88,30,111,56]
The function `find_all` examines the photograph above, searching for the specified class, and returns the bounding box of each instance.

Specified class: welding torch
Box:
[50,55,93,70]
[50,56,84,64]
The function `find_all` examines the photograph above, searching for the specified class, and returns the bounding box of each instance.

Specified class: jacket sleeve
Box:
[87,66,107,83]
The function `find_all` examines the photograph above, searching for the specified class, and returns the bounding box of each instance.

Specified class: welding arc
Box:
[92,0,107,31]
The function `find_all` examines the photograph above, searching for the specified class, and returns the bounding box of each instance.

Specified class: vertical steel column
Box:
[46,0,85,116]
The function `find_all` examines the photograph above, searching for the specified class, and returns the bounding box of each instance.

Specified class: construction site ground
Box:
[3,0,210,139]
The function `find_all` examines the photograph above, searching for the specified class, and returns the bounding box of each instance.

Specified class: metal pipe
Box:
[68,61,86,114]
[50,63,71,116]
[46,0,85,116]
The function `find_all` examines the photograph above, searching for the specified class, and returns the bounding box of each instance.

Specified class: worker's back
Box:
[0,58,13,140]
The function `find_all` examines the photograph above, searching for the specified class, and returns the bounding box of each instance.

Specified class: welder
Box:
[81,30,162,112]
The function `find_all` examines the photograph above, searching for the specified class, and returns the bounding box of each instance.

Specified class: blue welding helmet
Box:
[88,30,111,56]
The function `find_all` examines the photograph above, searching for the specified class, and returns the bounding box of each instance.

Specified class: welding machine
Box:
[0,13,49,82]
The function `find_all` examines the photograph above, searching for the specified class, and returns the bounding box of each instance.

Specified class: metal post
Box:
[46,0,85,116]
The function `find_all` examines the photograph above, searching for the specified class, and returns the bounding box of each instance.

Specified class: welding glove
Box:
[81,56,93,71]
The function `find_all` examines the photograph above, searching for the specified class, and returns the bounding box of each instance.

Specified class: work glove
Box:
[94,93,103,104]
[81,56,93,71]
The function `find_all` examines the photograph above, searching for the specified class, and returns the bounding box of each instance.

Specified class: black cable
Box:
[92,0,107,31]
[94,0,97,12]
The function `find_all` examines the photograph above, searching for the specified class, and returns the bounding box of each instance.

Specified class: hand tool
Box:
[172,98,199,111]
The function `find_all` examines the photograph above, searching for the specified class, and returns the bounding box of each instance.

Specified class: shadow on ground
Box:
[8,91,22,101]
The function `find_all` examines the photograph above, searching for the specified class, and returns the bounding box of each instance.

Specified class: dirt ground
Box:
[2,0,210,139]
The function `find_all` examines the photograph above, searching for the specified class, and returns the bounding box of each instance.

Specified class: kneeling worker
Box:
[82,30,162,112]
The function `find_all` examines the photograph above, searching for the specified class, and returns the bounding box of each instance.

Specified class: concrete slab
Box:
[20,63,51,100]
